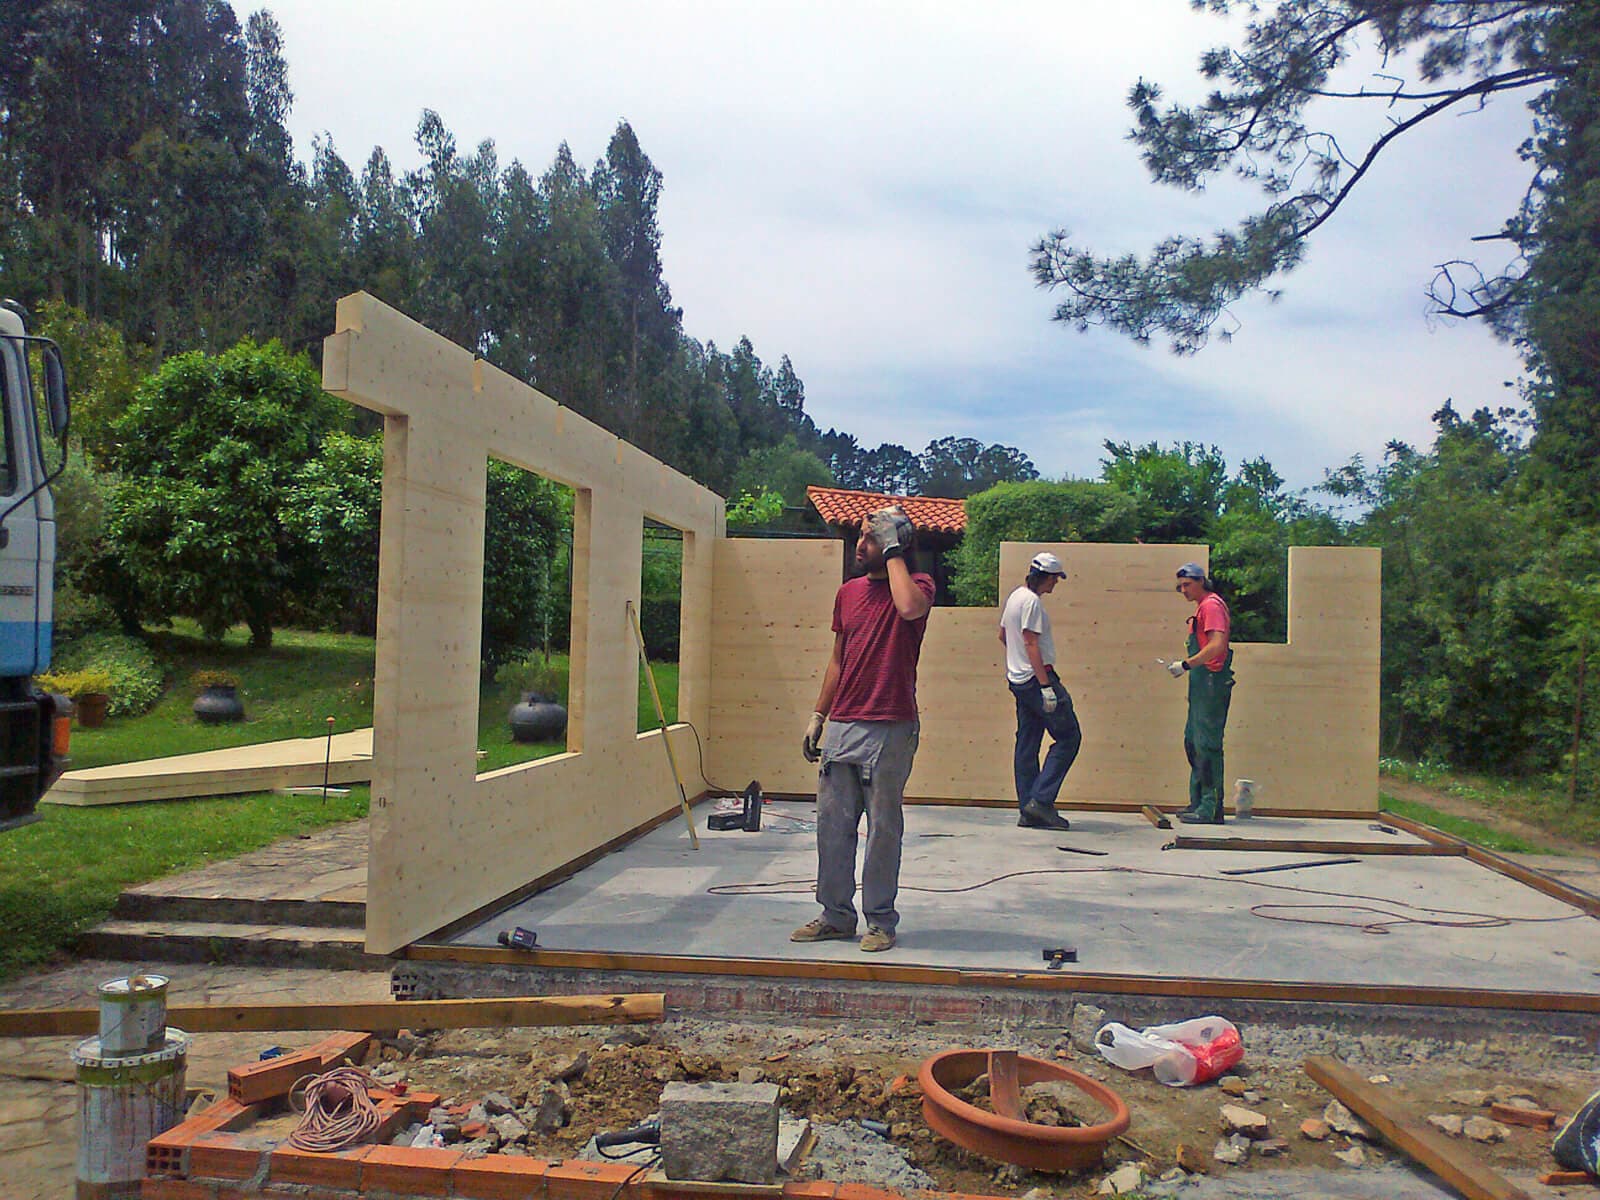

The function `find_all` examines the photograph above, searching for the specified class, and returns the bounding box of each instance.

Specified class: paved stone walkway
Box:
[122,818,370,907]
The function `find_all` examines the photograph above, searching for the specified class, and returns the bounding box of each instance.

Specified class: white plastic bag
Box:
[1093,1016,1243,1087]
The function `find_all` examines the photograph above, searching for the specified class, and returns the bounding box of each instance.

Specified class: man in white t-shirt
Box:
[997,552,1082,830]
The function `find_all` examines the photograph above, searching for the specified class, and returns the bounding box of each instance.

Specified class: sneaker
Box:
[859,926,896,953]
[1177,810,1223,825]
[1018,804,1071,831]
[790,918,856,943]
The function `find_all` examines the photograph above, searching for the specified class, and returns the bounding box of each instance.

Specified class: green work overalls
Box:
[1184,619,1235,820]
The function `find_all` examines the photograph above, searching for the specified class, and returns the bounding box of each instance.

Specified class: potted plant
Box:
[36,668,116,729]
[191,669,245,725]
[507,662,567,744]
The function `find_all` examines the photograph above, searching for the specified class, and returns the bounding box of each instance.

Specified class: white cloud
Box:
[269,0,1535,491]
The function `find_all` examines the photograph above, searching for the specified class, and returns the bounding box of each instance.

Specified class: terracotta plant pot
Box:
[193,685,245,725]
[75,692,110,729]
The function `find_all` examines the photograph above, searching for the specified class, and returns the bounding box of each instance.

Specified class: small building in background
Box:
[804,486,966,605]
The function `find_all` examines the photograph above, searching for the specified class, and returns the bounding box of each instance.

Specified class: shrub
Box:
[949,480,1143,605]
[190,669,240,690]
[36,667,116,699]
[50,633,163,717]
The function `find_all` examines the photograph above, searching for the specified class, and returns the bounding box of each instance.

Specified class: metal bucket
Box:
[72,1029,189,1200]
[96,975,168,1055]
[1233,779,1256,819]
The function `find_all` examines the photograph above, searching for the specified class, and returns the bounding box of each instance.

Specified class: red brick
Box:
[269,1142,371,1188]
[361,1144,463,1196]
[141,1181,217,1200]
[227,1047,322,1104]
[547,1159,649,1200]
[452,1155,552,1200]
[186,1133,266,1181]
[836,1184,903,1200]
[782,1185,838,1200]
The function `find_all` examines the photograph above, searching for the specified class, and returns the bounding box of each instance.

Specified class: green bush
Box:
[51,632,163,717]
[949,480,1143,605]
[35,667,116,699]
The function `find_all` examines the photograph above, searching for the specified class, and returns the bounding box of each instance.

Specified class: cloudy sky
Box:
[265,0,1533,491]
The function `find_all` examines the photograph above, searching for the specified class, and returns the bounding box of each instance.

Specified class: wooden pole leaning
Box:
[627,600,699,849]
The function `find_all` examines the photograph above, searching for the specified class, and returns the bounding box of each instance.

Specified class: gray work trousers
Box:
[814,720,919,934]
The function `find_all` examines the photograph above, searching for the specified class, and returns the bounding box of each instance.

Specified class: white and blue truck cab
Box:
[0,301,70,831]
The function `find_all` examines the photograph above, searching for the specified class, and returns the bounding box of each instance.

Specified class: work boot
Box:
[859,926,896,952]
[1018,804,1071,831]
[1177,810,1223,825]
[790,918,856,942]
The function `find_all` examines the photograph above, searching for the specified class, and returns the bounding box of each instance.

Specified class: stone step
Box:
[113,890,366,929]
[78,919,388,972]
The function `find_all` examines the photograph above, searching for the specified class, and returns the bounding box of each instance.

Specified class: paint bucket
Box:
[72,1029,189,1200]
[1233,779,1256,820]
[97,975,168,1055]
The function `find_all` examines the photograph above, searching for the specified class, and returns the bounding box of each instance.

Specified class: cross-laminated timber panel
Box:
[706,540,1379,809]
[323,293,724,955]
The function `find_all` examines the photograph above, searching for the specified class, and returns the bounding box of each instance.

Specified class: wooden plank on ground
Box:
[1304,1055,1532,1200]
[1173,836,1461,856]
[0,994,663,1038]
[1140,804,1172,830]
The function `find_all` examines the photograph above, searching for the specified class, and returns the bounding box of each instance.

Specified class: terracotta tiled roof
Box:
[805,486,967,535]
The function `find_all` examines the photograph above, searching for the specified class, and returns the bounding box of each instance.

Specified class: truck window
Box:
[0,353,16,496]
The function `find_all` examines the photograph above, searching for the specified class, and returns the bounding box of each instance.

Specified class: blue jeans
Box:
[1008,669,1082,813]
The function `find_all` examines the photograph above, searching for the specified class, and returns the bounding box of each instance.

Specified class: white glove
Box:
[802,711,826,762]
[867,506,911,559]
[1166,659,1186,678]
[1040,684,1060,714]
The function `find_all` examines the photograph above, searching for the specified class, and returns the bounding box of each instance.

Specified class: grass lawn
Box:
[1377,792,1541,854]
[1379,757,1600,851]
[3,621,685,982]
[0,788,369,981]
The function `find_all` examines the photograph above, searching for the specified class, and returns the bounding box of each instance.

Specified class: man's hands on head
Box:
[867,506,912,559]
[802,711,826,762]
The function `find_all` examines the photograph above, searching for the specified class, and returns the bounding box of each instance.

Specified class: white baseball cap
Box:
[1030,552,1066,577]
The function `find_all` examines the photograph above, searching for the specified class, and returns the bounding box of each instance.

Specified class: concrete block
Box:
[660,1081,780,1184]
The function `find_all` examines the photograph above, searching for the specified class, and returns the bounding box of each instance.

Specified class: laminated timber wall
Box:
[323,294,723,955]
[706,540,1380,811]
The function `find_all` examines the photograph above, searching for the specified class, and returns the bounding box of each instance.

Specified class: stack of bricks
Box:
[142,1035,1003,1200]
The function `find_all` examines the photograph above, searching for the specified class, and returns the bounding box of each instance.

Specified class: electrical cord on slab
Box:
[706,865,1592,935]
[287,1066,384,1152]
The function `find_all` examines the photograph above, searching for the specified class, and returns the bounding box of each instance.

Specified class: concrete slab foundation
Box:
[424,805,1600,1000]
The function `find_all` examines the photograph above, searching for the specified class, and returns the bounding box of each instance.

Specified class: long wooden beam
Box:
[1171,835,1461,856]
[1305,1055,1532,1200]
[0,993,663,1039]
[403,944,1600,1013]
[1139,805,1172,830]
[1380,811,1600,918]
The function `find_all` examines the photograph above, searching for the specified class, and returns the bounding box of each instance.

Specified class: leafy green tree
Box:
[32,301,146,466]
[1099,440,1228,541]
[105,339,343,647]
[280,431,384,635]
[917,437,1038,499]
[481,461,569,674]
[949,480,1144,605]
[728,436,834,506]
[1032,0,1593,354]
[726,489,786,530]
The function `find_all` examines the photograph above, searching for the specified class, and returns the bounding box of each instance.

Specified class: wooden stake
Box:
[0,993,664,1038]
[1304,1055,1533,1200]
[1139,804,1172,830]
[1172,836,1460,856]
[627,600,698,849]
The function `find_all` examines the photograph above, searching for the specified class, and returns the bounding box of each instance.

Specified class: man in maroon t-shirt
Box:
[793,505,935,953]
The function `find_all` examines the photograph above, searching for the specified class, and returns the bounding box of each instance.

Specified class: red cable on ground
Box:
[288,1066,385,1152]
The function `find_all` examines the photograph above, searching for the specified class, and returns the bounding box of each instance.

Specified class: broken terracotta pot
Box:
[918,1048,1130,1172]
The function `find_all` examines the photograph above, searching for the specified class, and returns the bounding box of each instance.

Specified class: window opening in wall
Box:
[476,455,576,774]
[635,517,685,732]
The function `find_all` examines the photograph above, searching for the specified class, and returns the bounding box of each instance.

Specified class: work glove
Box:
[1040,684,1060,715]
[801,711,826,763]
[867,505,912,559]
[1165,659,1187,678]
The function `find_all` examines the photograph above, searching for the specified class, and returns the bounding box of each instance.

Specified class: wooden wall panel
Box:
[707,540,1379,812]
[324,294,724,954]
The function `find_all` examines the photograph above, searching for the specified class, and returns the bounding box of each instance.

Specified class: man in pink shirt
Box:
[1167,562,1235,824]
[794,505,935,953]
